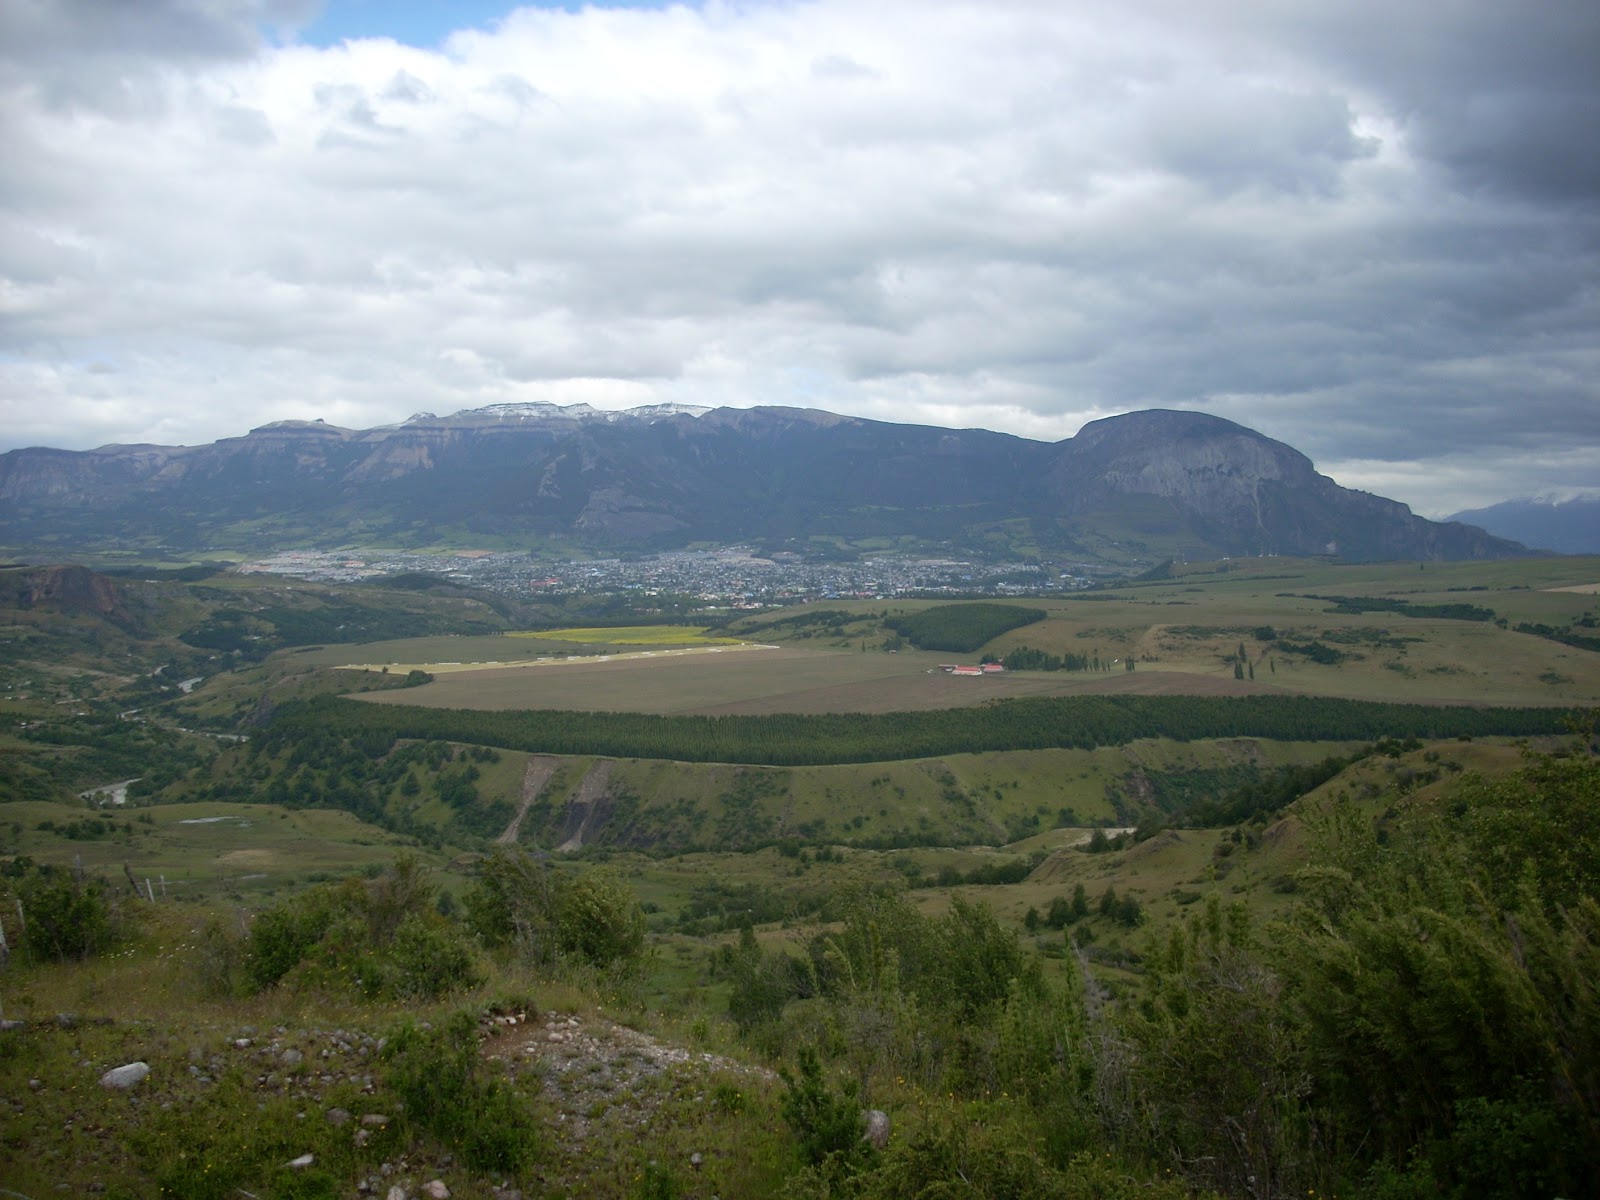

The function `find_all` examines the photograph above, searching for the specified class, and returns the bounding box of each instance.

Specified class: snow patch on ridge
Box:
[402,402,711,427]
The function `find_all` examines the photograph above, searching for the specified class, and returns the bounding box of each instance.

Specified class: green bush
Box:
[727,926,796,1032]
[4,859,116,961]
[244,856,478,999]
[558,868,647,968]
[465,849,647,970]
[247,885,338,990]
[385,912,478,999]
[191,914,250,997]
[383,1012,541,1172]
[780,1045,871,1171]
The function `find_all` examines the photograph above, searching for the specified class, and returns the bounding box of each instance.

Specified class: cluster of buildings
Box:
[236,546,1107,603]
[940,662,1006,676]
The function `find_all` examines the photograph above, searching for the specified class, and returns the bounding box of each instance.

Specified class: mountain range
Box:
[0,403,1527,566]
[1445,494,1600,556]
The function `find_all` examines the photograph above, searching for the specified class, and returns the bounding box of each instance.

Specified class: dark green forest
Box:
[883,602,1046,653]
[264,692,1576,766]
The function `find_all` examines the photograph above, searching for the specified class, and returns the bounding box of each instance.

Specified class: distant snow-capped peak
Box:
[404,401,711,427]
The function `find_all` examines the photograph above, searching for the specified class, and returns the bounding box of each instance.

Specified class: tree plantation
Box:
[267,692,1575,767]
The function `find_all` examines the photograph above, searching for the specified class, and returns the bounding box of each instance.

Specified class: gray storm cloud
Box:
[1,0,1596,516]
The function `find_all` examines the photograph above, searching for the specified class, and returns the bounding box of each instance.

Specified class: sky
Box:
[2,1,1597,518]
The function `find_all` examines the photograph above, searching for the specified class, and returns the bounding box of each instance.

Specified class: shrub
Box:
[558,869,647,968]
[6,860,116,961]
[780,1045,871,1170]
[385,912,478,999]
[465,849,647,970]
[192,914,250,997]
[244,857,478,999]
[383,1011,541,1172]
[247,885,338,990]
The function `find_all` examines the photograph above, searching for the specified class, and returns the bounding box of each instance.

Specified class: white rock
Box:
[862,1109,891,1150]
[423,1182,450,1199]
[99,1062,150,1089]
[286,1153,314,1169]
[386,1188,407,1200]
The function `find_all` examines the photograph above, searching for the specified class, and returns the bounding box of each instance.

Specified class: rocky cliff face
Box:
[0,403,1526,564]
[0,563,148,632]
[1045,410,1511,561]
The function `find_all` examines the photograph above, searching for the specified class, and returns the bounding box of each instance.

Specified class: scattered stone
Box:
[234,1038,251,1049]
[281,1048,304,1066]
[354,1129,371,1148]
[56,1014,79,1029]
[361,1113,391,1127]
[862,1109,891,1150]
[423,1181,450,1199]
[326,1107,352,1126]
[386,1186,406,1200]
[286,1153,315,1169]
[690,1152,704,1167]
[99,1062,150,1090]
[28,1078,43,1091]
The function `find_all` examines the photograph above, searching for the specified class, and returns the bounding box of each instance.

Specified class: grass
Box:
[4,800,420,897]
[0,898,796,1200]
[1,729,1573,1196]
[309,557,1600,712]
[508,626,749,646]
[8,554,1596,1197]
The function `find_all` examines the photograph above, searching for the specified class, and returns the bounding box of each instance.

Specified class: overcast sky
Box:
[3,0,1597,517]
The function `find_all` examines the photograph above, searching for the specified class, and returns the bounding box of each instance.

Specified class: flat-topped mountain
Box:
[0,403,1523,564]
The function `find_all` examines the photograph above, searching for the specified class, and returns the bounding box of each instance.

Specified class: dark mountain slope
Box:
[1446,494,1600,555]
[1047,410,1512,561]
[0,403,1525,564]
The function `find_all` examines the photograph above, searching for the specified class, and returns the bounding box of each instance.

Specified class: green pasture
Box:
[314,555,1600,713]
[5,800,419,896]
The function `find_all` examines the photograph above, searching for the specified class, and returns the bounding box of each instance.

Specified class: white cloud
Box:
[1,0,1596,515]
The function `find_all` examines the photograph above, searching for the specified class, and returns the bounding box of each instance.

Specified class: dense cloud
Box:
[2,0,1596,515]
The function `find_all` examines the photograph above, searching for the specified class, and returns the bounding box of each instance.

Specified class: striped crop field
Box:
[507,625,747,646]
